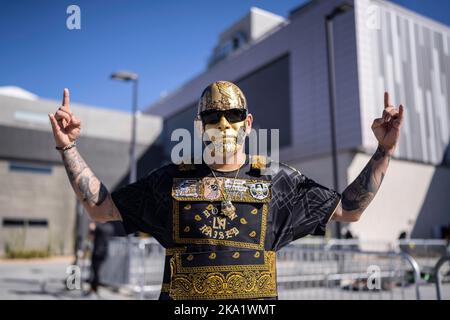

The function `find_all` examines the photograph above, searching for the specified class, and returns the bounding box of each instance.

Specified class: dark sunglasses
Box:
[200,109,248,125]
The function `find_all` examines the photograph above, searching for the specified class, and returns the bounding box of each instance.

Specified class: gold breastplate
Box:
[167,176,277,300]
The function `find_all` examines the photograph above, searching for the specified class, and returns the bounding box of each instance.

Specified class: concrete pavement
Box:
[0,257,132,300]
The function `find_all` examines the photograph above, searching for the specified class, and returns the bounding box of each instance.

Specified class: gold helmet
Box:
[197,81,247,115]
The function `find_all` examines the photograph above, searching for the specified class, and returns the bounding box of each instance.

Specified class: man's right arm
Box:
[60,146,122,222]
[49,88,122,223]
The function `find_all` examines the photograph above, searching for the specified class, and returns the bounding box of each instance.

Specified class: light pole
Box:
[110,70,139,184]
[325,2,353,239]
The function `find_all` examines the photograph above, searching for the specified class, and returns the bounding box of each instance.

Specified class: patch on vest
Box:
[248,182,270,200]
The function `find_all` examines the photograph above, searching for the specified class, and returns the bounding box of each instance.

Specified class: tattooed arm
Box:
[332,92,405,222]
[331,145,390,222]
[59,147,122,222]
[49,88,122,222]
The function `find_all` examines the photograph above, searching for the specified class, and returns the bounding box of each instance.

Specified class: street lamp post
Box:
[110,71,139,184]
[325,3,353,239]
[110,71,140,297]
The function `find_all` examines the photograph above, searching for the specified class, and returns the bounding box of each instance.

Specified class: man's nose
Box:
[218,115,231,131]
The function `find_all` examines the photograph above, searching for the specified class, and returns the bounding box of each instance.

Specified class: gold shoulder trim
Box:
[166,247,187,255]
[178,162,196,171]
[251,155,267,170]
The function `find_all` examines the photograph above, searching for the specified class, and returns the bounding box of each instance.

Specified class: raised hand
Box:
[371,92,405,155]
[48,88,82,148]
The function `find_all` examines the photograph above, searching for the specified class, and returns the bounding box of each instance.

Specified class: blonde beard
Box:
[212,138,238,155]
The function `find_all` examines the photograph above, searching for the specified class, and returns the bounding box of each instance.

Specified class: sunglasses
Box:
[200,109,248,125]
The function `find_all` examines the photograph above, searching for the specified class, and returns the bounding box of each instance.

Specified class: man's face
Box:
[201,109,252,156]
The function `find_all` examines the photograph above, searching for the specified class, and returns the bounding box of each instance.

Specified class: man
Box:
[49,81,404,300]
[84,222,114,298]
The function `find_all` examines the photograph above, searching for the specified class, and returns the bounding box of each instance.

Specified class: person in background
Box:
[84,222,114,298]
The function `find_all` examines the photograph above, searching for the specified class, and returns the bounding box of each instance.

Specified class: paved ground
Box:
[1,256,449,300]
[0,257,132,300]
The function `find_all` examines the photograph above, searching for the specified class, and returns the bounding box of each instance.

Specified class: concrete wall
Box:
[286,150,355,238]
[0,94,164,257]
[348,153,450,242]
[0,160,76,256]
[286,150,450,242]
[287,151,354,194]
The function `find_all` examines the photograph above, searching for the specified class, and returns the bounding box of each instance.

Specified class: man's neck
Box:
[208,151,246,172]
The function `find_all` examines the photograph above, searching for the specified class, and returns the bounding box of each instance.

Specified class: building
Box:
[0,86,163,257]
[145,0,450,242]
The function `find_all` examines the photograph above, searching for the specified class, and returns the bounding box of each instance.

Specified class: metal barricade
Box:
[277,244,421,300]
[100,237,164,298]
[435,255,450,300]
[397,239,449,280]
[99,237,450,300]
[100,236,131,288]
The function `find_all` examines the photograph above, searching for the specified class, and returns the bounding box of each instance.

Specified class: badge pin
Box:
[203,177,222,200]
[248,182,270,200]
[174,179,200,198]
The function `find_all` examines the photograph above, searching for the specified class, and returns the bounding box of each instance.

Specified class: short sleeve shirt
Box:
[111,158,341,251]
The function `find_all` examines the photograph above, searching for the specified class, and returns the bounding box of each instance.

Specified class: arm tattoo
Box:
[62,147,88,185]
[341,145,390,213]
[61,147,119,219]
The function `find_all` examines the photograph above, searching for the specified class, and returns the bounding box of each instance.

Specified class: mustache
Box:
[209,134,237,140]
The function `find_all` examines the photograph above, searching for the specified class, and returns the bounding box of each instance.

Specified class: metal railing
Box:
[94,237,449,300]
[99,237,164,299]
[435,255,450,300]
[277,243,422,300]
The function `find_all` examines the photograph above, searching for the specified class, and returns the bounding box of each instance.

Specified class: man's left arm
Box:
[332,92,405,222]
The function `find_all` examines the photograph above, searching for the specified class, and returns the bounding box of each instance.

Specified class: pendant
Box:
[220,200,236,218]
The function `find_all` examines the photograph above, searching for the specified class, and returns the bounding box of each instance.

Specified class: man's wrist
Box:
[376,144,394,159]
[56,141,77,152]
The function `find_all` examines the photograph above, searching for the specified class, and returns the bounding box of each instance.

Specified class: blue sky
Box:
[1,0,450,113]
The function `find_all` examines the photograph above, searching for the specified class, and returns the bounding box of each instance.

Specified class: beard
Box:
[212,136,237,154]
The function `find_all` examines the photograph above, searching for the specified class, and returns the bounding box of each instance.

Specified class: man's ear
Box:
[245,113,253,135]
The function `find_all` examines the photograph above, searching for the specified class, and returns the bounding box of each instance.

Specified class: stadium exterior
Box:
[145,0,450,242]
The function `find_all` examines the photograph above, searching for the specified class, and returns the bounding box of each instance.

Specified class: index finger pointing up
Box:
[62,88,70,109]
[384,91,390,109]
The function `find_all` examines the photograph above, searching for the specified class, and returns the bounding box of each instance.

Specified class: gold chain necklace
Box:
[209,165,241,218]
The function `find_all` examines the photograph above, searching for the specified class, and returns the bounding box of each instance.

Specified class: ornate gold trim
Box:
[166,247,187,255]
[251,155,267,170]
[169,251,277,300]
[161,283,170,293]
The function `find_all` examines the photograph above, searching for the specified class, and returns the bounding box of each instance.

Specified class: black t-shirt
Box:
[111,157,341,251]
